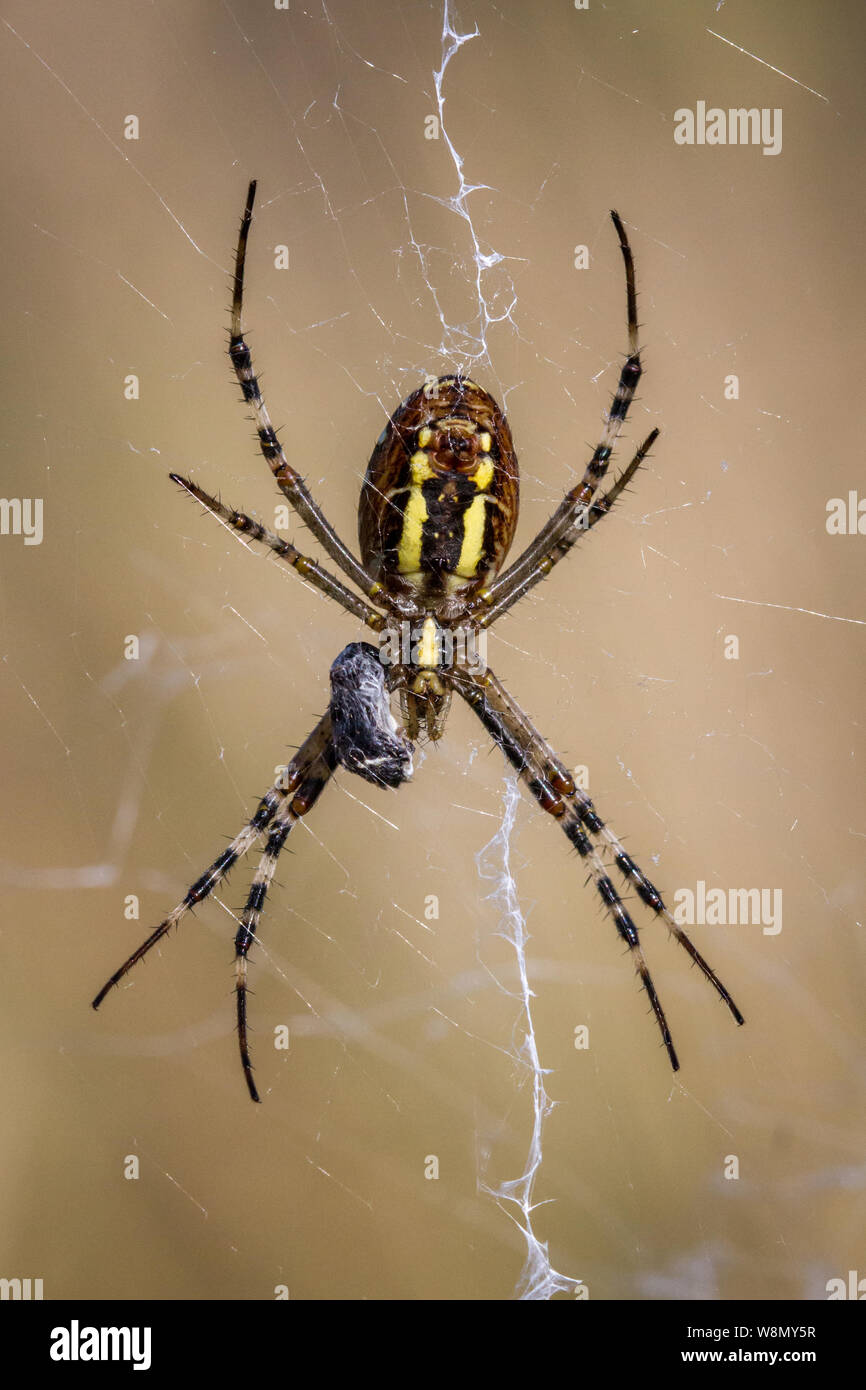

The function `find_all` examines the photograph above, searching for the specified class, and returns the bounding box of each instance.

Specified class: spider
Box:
[93,181,744,1101]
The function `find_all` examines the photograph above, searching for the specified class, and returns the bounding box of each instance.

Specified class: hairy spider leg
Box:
[476,428,660,628]
[451,666,744,1069]
[92,714,332,1013]
[469,211,648,622]
[170,474,386,632]
[234,728,338,1101]
[228,181,406,613]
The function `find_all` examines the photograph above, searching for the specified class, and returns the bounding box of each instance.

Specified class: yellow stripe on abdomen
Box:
[455,494,491,578]
[397,486,428,575]
[396,450,434,578]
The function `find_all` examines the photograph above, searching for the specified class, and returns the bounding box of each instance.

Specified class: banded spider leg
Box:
[93,714,338,1102]
[450,665,744,1069]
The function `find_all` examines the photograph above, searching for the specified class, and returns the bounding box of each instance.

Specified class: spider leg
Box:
[170,473,386,632]
[476,429,659,629]
[451,665,743,1070]
[234,732,337,1102]
[228,181,402,611]
[236,644,409,1100]
[469,212,649,622]
[572,799,744,1026]
[91,713,332,1011]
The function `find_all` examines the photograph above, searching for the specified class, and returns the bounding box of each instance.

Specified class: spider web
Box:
[3,0,864,1306]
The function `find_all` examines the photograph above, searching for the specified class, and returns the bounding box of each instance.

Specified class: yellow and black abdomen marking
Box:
[392,452,498,590]
[453,458,496,579]
[359,376,519,598]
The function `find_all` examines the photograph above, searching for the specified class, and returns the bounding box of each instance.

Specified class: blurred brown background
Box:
[0,0,863,1300]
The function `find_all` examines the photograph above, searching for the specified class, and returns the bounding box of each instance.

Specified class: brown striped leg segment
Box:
[475,429,660,630]
[227,181,387,607]
[170,474,386,632]
[470,212,647,621]
[92,787,284,1011]
[451,667,743,1070]
[91,714,333,1013]
[575,804,744,1028]
[234,732,337,1101]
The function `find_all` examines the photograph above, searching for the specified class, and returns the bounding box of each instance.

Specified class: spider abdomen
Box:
[359,376,519,609]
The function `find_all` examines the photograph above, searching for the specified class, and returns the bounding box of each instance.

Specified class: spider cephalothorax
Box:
[93,181,743,1102]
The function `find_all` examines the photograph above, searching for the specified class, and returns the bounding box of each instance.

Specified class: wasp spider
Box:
[93,182,743,1101]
